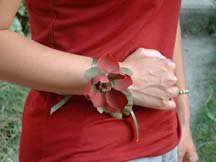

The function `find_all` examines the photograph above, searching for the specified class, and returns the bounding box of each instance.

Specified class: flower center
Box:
[98,81,112,93]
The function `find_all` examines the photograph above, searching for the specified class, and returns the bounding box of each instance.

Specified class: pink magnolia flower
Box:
[84,54,133,113]
[51,53,139,141]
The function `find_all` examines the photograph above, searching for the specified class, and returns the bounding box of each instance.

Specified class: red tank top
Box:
[20,1,182,162]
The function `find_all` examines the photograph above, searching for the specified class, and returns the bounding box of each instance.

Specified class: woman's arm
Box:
[0,30,93,95]
[173,22,191,126]
[0,0,178,110]
[173,20,198,162]
[0,0,92,95]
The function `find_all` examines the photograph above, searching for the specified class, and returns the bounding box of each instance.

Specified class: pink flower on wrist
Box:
[84,54,133,115]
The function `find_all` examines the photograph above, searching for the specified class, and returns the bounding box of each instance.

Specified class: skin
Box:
[124,48,179,110]
[173,21,199,162]
[0,0,198,161]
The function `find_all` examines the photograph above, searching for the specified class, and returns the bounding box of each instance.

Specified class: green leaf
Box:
[109,112,123,119]
[120,67,133,76]
[123,89,133,105]
[10,17,23,35]
[122,89,133,116]
[131,110,140,142]
[101,107,123,118]
[97,107,104,114]
[92,59,98,68]
[206,112,216,122]
[18,0,29,17]
[50,96,72,115]
[84,67,104,80]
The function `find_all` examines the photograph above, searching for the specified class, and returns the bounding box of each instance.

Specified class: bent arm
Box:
[173,21,199,162]
[0,0,92,95]
[173,20,190,126]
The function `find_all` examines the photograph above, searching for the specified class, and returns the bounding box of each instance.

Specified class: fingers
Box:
[183,151,199,162]
[160,73,178,86]
[138,48,177,71]
[160,87,179,109]
[165,58,176,71]
[131,48,177,74]
[178,146,199,162]
[137,48,166,59]
[137,48,177,78]
[178,148,187,162]
[166,86,179,98]
[161,98,176,109]
[178,152,199,162]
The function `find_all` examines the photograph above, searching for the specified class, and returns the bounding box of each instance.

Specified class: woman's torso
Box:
[20,1,182,162]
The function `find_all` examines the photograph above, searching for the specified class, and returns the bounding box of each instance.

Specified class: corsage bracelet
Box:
[50,53,140,142]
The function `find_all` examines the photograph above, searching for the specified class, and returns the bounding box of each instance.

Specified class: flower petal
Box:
[112,75,133,91]
[97,53,120,73]
[92,75,109,85]
[91,90,106,107]
[108,73,125,80]
[84,81,106,107]
[84,80,93,100]
[105,89,128,113]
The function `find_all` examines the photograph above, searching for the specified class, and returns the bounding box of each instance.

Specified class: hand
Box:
[178,126,199,162]
[123,48,179,110]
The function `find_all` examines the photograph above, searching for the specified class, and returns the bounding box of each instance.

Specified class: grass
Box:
[0,81,28,162]
[192,76,216,162]
[1,80,216,162]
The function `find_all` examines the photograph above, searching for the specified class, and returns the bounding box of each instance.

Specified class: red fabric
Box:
[20,0,182,161]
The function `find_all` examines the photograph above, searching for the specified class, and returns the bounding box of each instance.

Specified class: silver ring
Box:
[178,89,189,95]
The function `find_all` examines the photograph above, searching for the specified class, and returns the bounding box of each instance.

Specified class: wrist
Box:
[177,95,191,127]
[178,113,191,128]
[181,124,192,136]
[180,122,191,129]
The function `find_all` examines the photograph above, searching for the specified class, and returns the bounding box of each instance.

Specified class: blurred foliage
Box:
[10,0,30,36]
[191,49,216,162]
[211,0,216,35]
[0,82,29,162]
[208,11,216,36]
[192,77,216,162]
[181,0,216,35]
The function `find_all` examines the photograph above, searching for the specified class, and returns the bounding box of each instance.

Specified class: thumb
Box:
[182,151,199,162]
[178,148,184,162]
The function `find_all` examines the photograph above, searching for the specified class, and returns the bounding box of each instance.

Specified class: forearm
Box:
[0,30,92,95]
[173,21,190,127]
